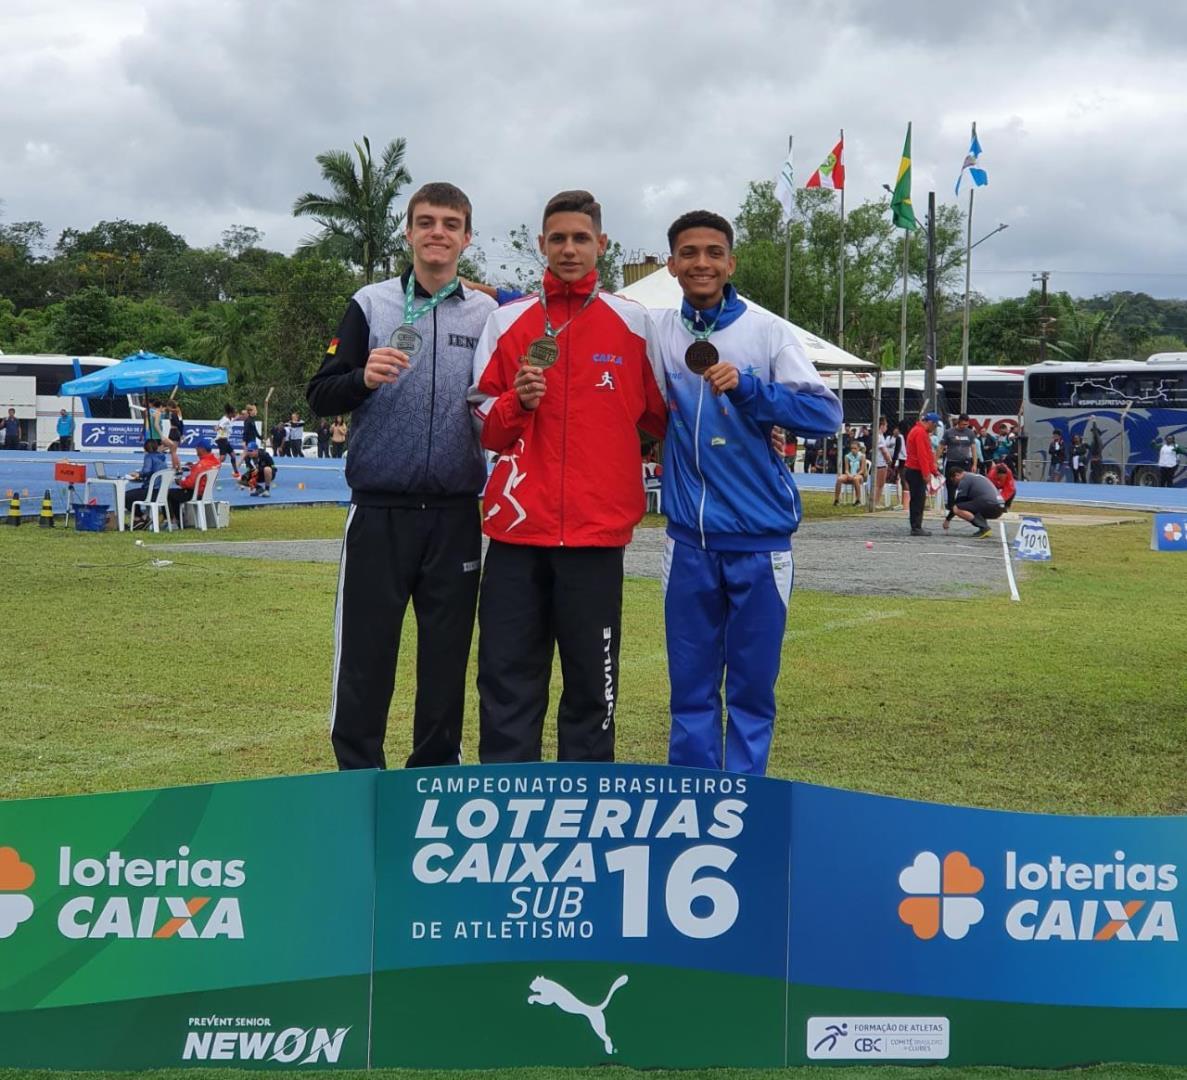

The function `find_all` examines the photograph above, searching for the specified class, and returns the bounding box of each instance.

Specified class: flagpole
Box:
[837,127,845,350]
[960,121,976,414]
[898,227,910,421]
[782,134,793,320]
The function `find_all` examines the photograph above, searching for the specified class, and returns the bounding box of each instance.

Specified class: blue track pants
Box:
[662,536,794,775]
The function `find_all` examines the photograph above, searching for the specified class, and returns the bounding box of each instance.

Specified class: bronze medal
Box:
[390,324,422,355]
[685,339,718,376]
[526,337,559,369]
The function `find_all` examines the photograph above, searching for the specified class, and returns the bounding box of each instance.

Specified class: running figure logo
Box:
[595,371,615,391]
[527,975,629,1054]
[813,1022,848,1053]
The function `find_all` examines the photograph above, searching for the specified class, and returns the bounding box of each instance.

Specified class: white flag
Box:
[774,148,795,223]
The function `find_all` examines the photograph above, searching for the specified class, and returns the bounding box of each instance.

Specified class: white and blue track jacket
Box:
[655,286,842,552]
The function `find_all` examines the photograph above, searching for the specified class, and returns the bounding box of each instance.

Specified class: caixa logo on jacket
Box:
[898,848,1178,944]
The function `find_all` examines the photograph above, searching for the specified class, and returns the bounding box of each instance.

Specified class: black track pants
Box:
[477,541,623,764]
[329,501,481,770]
[905,468,927,530]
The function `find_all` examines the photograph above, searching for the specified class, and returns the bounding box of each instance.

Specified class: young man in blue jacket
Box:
[654,210,842,775]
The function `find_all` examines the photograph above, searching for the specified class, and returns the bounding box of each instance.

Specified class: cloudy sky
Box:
[3,0,1186,300]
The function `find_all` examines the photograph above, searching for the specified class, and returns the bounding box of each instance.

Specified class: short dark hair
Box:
[542,190,602,233]
[667,210,734,253]
[407,182,473,232]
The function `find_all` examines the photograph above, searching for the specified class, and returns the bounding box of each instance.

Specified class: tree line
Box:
[1,135,1183,420]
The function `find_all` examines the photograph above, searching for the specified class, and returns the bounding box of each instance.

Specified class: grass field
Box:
[2,494,1186,1078]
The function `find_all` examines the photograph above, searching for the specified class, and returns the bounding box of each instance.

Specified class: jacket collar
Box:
[680,283,746,334]
[400,267,466,300]
[542,267,599,302]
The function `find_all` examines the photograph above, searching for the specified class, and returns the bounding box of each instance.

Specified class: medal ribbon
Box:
[404,274,460,325]
[681,300,727,342]
[538,284,600,339]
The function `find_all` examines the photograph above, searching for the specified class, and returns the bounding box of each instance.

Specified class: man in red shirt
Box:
[469,189,667,763]
[988,461,1016,509]
[904,412,942,536]
[166,438,221,523]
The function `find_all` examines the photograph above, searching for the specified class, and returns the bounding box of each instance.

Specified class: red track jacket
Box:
[905,423,938,475]
[469,269,667,547]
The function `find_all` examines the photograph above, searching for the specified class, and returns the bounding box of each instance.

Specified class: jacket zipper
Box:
[694,378,707,549]
[425,305,438,486]
[559,286,572,546]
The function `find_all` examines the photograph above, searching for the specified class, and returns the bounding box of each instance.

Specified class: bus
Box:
[1021,355,1187,485]
[819,370,950,428]
[935,365,1024,436]
[0,353,128,449]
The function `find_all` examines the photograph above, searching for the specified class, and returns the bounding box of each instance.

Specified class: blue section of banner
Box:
[1152,513,1187,551]
[375,764,790,980]
[77,420,249,450]
[789,783,1187,1008]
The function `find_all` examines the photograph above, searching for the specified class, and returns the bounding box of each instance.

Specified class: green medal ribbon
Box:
[404,274,460,324]
[681,301,727,342]
[538,284,599,338]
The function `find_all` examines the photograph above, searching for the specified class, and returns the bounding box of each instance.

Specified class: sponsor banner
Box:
[1013,515,1052,560]
[78,420,251,451]
[789,783,1187,1010]
[371,764,791,1067]
[806,1016,949,1060]
[1152,513,1187,551]
[0,772,375,1069]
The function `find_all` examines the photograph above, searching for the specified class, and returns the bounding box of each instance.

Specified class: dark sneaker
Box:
[910,527,932,537]
[261,489,271,497]
[974,527,992,539]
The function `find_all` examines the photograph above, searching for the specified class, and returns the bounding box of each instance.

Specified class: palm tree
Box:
[292,136,411,284]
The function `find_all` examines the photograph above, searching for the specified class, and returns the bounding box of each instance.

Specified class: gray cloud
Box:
[1,0,1184,301]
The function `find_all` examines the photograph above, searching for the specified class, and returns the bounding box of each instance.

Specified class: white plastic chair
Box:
[180,466,221,532]
[129,469,176,533]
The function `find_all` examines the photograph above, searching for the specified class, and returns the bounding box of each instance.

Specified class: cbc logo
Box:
[855,1038,882,1052]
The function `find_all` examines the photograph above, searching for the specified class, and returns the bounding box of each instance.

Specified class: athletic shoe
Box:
[132,518,148,530]
[248,489,260,497]
[910,527,932,537]
[974,527,992,539]
[232,472,241,479]
[261,490,271,497]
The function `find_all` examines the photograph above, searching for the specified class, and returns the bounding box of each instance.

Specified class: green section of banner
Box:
[371,962,785,1068]
[790,984,1187,1067]
[0,771,376,1067]
[0,974,368,1069]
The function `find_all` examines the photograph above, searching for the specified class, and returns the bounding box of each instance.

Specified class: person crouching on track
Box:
[943,465,1006,538]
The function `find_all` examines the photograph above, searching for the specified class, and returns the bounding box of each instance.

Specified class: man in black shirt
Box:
[941,413,978,513]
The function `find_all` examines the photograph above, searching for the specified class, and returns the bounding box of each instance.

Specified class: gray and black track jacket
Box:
[307,271,496,504]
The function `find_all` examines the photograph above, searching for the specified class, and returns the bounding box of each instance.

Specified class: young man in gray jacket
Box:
[307,182,495,770]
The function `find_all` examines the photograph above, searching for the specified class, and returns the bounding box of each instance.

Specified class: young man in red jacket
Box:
[904,412,942,536]
[469,190,667,763]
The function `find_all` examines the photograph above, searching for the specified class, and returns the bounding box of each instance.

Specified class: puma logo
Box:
[527,974,628,1054]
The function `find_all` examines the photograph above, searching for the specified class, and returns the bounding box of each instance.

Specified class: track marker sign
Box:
[1013,516,1052,561]
[1152,514,1187,552]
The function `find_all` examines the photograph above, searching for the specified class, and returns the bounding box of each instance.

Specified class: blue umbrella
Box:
[59,351,229,397]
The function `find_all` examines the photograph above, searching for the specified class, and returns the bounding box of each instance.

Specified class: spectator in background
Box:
[286,412,305,457]
[330,416,348,457]
[1070,434,1087,483]
[270,419,287,457]
[316,418,331,458]
[239,403,261,453]
[1087,416,1104,482]
[782,430,798,472]
[55,408,75,451]
[941,413,978,513]
[144,398,165,445]
[166,403,184,449]
[981,431,998,470]
[873,416,893,507]
[126,439,170,528]
[889,421,908,510]
[834,440,867,506]
[3,408,20,449]
[1157,434,1186,487]
[166,438,221,521]
[1047,432,1066,481]
[214,404,241,477]
[988,461,1016,509]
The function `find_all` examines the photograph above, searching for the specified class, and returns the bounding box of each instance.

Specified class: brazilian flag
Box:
[891,123,918,231]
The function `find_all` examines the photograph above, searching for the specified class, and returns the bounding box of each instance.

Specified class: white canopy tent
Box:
[616,269,875,371]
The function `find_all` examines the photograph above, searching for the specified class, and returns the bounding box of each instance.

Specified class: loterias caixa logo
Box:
[899,848,1178,943]
[0,843,246,940]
